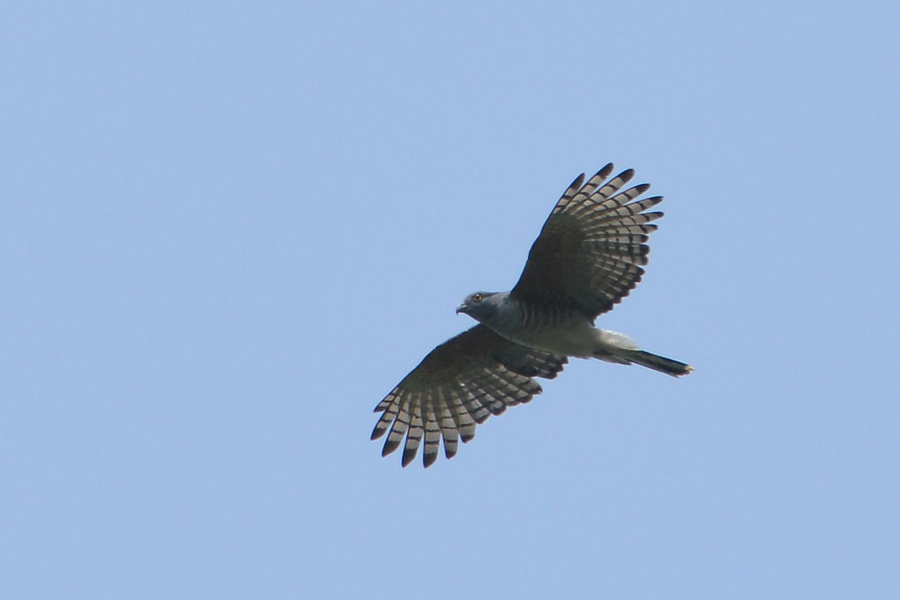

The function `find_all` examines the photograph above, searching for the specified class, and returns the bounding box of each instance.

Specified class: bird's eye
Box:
[472,293,483,303]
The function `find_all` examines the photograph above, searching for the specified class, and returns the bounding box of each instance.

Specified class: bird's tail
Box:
[619,349,693,377]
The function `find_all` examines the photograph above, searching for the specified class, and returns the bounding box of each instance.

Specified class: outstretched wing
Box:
[511,164,663,320]
[372,325,567,468]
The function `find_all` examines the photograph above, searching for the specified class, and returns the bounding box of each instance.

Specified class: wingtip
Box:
[569,172,586,190]
[401,447,417,467]
[381,438,401,457]
[618,168,636,183]
[631,182,651,195]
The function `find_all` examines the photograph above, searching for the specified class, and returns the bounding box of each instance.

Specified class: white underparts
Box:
[495,314,641,360]
[593,328,640,352]
[590,328,641,364]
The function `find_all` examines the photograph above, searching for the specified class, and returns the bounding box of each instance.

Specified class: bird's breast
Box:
[489,303,599,358]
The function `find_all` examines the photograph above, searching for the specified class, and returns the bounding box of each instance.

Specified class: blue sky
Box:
[3,1,899,598]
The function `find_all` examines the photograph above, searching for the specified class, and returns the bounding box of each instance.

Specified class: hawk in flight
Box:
[372,164,692,467]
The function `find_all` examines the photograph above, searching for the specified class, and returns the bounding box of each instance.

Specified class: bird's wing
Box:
[510,164,663,320]
[372,325,567,468]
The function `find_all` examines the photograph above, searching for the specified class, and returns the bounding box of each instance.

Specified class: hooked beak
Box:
[456,303,467,315]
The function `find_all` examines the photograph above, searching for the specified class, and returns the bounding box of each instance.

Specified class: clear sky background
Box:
[3,2,899,598]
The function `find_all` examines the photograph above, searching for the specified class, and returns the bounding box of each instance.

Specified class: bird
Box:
[372,163,692,468]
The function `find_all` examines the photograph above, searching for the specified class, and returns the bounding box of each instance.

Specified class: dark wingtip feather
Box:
[381,438,401,457]
[568,173,586,191]
[630,182,651,196]
[401,446,417,467]
[641,195,664,209]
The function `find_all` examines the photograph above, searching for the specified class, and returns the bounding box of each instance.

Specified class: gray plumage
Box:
[372,163,692,468]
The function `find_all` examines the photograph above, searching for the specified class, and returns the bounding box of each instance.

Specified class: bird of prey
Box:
[372,164,692,468]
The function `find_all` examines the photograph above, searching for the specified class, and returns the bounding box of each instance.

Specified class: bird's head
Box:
[456,291,502,322]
